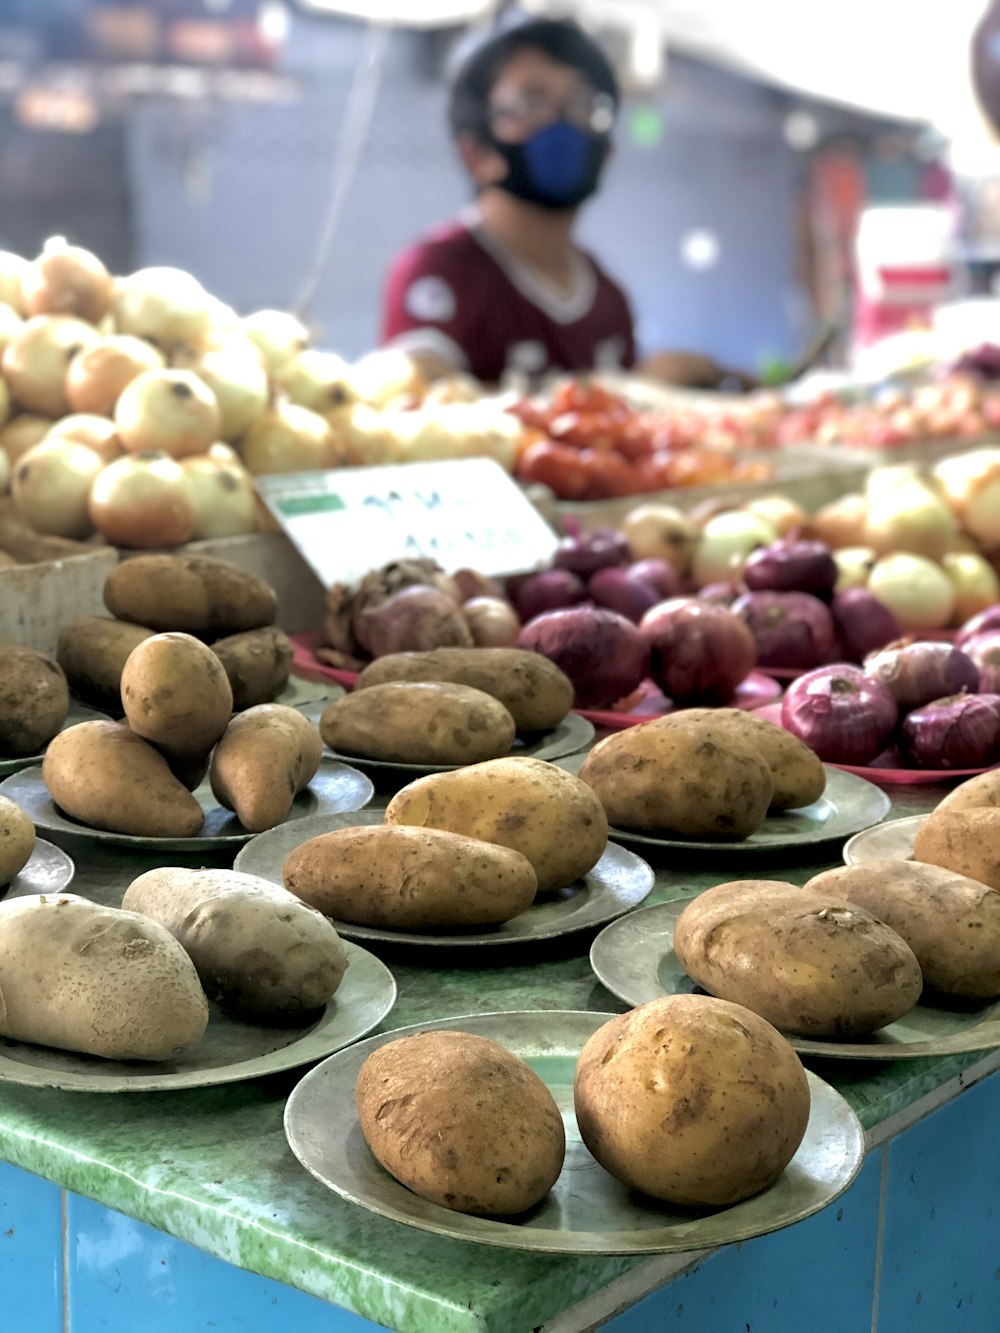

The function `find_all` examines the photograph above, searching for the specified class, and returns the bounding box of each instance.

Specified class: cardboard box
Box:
[0,549,119,655]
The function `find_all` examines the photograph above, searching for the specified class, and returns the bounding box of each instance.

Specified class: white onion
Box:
[862,476,959,561]
[115,368,221,458]
[0,303,23,359]
[88,451,195,548]
[46,414,121,466]
[12,439,103,538]
[867,553,956,630]
[180,453,258,539]
[242,309,309,373]
[0,414,56,466]
[275,349,354,414]
[240,402,331,474]
[834,546,877,591]
[1,314,98,416]
[942,552,1000,624]
[22,237,113,324]
[66,334,165,416]
[0,251,30,314]
[691,511,777,588]
[620,502,698,573]
[113,267,213,351]
[179,347,269,441]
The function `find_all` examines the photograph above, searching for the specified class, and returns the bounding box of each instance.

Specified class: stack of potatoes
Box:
[44,554,317,837]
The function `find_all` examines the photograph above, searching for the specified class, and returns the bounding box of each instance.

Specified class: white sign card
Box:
[254,457,560,587]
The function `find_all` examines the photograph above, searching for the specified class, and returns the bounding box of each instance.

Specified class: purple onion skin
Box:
[742,539,838,599]
[732,590,836,669]
[956,604,1000,648]
[863,641,980,714]
[781,665,898,765]
[964,631,1000,693]
[507,568,587,623]
[517,607,650,708]
[627,558,681,601]
[588,567,661,623]
[898,693,1000,769]
[552,528,631,578]
[831,588,902,664]
[639,598,756,705]
[698,581,744,606]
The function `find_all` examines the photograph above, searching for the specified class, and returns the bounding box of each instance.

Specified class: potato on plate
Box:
[121,631,233,758]
[211,626,293,711]
[914,808,1000,893]
[210,704,323,833]
[56,615,154,709]
[0,794,34,885]
[0,645,69,757]
[675,707,826,810]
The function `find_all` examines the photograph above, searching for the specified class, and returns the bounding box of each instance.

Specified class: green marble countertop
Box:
[0,767,994,1332]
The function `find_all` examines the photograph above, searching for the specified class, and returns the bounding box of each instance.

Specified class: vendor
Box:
[380,17,753,390]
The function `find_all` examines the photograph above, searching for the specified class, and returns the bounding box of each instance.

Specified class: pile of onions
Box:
[639,598,756,705]
[864,641,980,713]
[781,666,898,765]
[898,694,1000,770]
[518,607,649,708]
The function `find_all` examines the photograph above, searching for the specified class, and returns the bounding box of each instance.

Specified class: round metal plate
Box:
[234,810,654,948]
[0,702,110,777]
[0,941,396,1092]
[0,758,374,852]
[843,816,921,865]
[590,899,1000,1060]
[1,838,74,900]
[284,1010,865,1255]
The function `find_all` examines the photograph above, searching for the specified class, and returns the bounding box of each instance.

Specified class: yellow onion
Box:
[242,309,309,373]
[275,349,354,414]
[112,266,213,351]
[12,438,103,538]
[88,451,195,548]
[0,379,8,431]
[174,347,269,441]
[115,368,221,459]
[46,414,121,466]
[325,403,396,466]
[0,303,23,359]
[66,334,165,416]
[0,414,55,466]
[349,347,425,407]
[240,402,331,475]
[22,237,113,324]
[1,314,98,416]
[180,452,259,540]
[621,503,698,574]
[808,493,868,550]
[0,251,30,315]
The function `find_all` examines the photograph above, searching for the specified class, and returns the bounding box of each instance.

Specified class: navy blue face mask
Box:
[486,121,609,210]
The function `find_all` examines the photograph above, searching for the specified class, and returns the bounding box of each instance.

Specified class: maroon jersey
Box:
[380,209,636,383]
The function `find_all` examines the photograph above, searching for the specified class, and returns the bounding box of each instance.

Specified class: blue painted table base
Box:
[3,1071,997,1333]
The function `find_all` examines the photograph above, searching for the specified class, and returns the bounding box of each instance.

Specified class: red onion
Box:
[898,693,1000,769]
[588,567,661,623]
[463,596,521,647]
[782,665,898,764]
[742,538,838,598]
[698,581,743,606]
[357,585,474,658]
[732,590,835,669]
[830,588,902,664]
[863,640,980,713]
[639,598,756,705]
[552,528,631,578]
[627,557,681,601]
[956,604,1000,647]
[507,568,587,622]
[518,607,650,708]
[963,631,1000,693]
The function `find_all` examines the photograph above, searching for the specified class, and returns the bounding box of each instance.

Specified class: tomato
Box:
[516,440,591,500]
[577,448,639,499]
[614,418,657,462]
[631,452,677,493]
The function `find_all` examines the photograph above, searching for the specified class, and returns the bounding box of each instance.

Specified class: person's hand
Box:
[637,350,758,392]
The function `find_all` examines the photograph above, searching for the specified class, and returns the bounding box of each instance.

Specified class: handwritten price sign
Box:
[254,458,559,586]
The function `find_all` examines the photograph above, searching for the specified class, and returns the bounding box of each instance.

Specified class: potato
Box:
[675,707,826,810]
[0,645,70,757]
[355,1030,565,1215]
[43,720,204,837]
[0,794,34,885]
[574,995,811,1206]
[673,880,923,1037]
[937,770,1000,813]
[805,860,1000,999]
[0,893,208,1060]
[914,809,1000,892]
[319,681,515,765]
[56,615,154,708]
[384,755,607,893]
[354,647,573,732]
[210,704,323,833]
[284,824,537,928]
[122,867,348,1020]
[579,717,773,840]
[121,631,233,757]
[104,554,277,635]
[211,627,293,711]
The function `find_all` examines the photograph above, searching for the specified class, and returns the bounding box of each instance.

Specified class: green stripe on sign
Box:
[274,494,347,517]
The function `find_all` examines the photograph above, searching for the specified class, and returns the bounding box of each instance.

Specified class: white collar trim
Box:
[460,204,597,326]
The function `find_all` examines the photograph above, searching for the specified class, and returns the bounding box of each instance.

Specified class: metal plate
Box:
[0,702,109,776]
[0,758,374,852]
[283,1010,864,1255]
[312,712,595,780]
[590,899,1000,1060]
[235,810,654,948]
[1,838,74,899]
[277,678,345,708]
[557,755,891,853]
[843,816,922,865]
[0,941,396,1093]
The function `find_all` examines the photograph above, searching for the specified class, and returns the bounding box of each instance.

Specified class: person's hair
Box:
[447,17,619,143]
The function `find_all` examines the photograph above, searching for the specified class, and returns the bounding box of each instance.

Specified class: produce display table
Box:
[1,778,998,1332]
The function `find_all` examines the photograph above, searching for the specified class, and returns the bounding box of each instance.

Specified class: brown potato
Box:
[355,1030,565,1215]
[937,770,1000,813]
[284,824,537,928]
[211,627,293,712]
[209,704,323,833]
[675,707,826,810]
[574,995,811,1206]
[121,632,234,758]
[384,755,607,893]
[0,794,34,885]
[914,809,1000,892]
[579,718,773,840]
[0,644,70,757]
[354,647,573,732]
[43,720,204,837]
[56,615,154,709]
[104,554,277,635]
[673,879,923,1037]
[805,860,1000,999]
[320,681,515,766]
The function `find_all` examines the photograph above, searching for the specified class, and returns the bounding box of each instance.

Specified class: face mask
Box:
[486,121,609,210]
